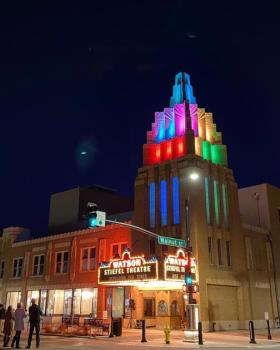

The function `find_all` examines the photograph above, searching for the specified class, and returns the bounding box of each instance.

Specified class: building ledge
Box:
[242,223,269,234]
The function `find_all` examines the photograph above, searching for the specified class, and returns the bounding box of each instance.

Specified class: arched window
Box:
[157,300,168,316]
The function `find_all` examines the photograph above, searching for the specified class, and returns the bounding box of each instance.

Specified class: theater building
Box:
[0,72,279,332]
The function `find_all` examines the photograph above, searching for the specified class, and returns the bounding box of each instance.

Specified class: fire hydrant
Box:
[164,326,171,344]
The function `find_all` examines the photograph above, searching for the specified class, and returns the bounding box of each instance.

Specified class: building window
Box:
[208,237,214,265]
[213,180,220,225]
[157,300,168,316]
[47,290,64,315]
[40,290,47,314]
[171,300,180,316]
[172,176,180,224]
[27,290,40,308]
[160,180,167,226]
[56,252,69,274]
[149,183,156,228]
[6,291,21,310]
[245,237,254,269]
[204,177,211,224]
[111,243,128,258]
[12,258,23,278]
[222,183,229,229]
[27,290,47,314]
[33,255,45,276]
[64,289,72,316]
[144,298,155,317]
[0,260,5,279]
[226,240,232,267]
[81,247,96,271]
[73,288,98,316]
[217,239,223,265]
[149,240,156,255]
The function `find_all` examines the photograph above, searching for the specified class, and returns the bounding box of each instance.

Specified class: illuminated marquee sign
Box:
[98,251,158,285]
[164,249,196,281]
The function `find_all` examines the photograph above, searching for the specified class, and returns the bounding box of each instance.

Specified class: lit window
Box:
[81,247,96,272]
[73,288,98,316]
[12,258,23,277]
[213,180,220,225]
[27,290,40,308]
[149,183,156,228]
[160,180,167,226]
[226,240,231,267]
[222,183,229,229]
[217,239,223,265]
[172,176,180,224]
[0,260,5,279]
[6,291,21,310]
[56,252,69,274]
[33,255,45,276]
[204,177,211,224]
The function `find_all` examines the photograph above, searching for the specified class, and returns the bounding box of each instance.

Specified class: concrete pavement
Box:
[1,328,280,349]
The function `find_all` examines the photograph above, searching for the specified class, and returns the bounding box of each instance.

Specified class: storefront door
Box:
[112,287,124,318]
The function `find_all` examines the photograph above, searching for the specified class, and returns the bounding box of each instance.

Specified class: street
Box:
[2,328,280,350]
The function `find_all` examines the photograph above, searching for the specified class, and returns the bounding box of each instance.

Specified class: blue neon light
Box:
[160,180,167,226]
[172,176,180,224]
[170,72,197,107]
[149,183,156,228]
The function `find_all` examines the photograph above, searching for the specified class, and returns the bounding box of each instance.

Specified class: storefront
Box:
[98,249,198,329]
[26,288,98,316]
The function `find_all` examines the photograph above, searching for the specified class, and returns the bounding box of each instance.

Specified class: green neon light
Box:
[214,180,220,226]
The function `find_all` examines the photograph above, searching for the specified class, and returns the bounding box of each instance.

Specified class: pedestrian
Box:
[3,305,13,347]
[0,304,6,334]
[11,302,26,349]
[26,299,42,349]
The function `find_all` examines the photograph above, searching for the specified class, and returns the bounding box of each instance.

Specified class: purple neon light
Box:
[174,104,185,136]
[164,108,175,139]
[190,104,198,137]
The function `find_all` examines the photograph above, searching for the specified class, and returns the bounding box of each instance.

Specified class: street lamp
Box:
[185,171,200,325]
[189,172,199,181]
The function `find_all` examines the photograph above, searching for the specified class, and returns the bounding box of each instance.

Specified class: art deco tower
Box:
[133,72,248,330]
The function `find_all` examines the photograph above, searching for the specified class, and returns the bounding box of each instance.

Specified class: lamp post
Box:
[185,172,199,322]
[267,233,280,324]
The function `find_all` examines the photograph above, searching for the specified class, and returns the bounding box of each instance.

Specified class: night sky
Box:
[1,1,279,232]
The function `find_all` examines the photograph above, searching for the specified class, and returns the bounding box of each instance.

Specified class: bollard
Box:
[267,320,272,340]
[141,319,147,343]
[212,322,216,332]
[198,321,203,345]
[164,326,170,344]
[249,320,256,344]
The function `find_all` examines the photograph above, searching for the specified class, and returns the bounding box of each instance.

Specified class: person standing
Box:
[26,299,42,349]
[11,303,26,349]
[0,304,6,334]
[3,305,13,347]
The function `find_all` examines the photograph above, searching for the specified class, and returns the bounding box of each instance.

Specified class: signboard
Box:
[96,211,106,227]
[158,235,186,248]
[164,249,196,281]
[99,251,158,285]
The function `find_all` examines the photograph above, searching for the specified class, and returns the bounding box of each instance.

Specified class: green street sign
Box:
[157,236,186,248]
